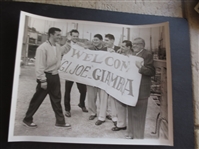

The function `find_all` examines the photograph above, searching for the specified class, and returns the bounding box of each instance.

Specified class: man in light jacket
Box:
[23,27,71,128]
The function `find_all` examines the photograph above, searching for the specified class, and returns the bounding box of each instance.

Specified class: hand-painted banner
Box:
[59,44,143,106]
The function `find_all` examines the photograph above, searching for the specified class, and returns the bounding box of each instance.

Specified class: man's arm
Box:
[116,48,122,54]
[35,47,47,83]
[60,32,72,55]
[60,41,71,56]
[138,51,155,77]
[107,48,115,53]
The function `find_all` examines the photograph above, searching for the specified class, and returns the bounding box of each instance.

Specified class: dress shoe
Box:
[78,104,88,112]
[23,120,37,128]
[65,111,71,117]
[106,115,112,120]
[55,123,71,128]
[112,126,127,131]
[89,115,97,120]
[95,120,105,125]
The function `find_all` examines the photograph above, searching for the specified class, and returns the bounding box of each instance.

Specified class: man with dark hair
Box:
[68,29,79,42]
[64,29,88,118]
[94,34,103,40]
[126,37,155,139]
[23,27,71,128]
[90,34,106,51]
[104,34,120,52]
[104,34,120,123]
[87,34,108,126]
[122,40,133,49]
[47,27,61,36]
[70,29,79,35]
[105,34,115,40]
[111,40,133,131]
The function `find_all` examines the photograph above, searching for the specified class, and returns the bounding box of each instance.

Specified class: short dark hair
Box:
[94,34,103,40]
[70,29,79,35]
[48,27,61,37]
[122,40,132,48]
[105,34,115,40]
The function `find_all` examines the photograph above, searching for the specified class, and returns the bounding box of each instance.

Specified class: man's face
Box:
[104,37,114,48]
[121,42,130,53]
[92,37,102,47]
[71,32,79,42]
[132,39,144,52]
[52,31,61,42]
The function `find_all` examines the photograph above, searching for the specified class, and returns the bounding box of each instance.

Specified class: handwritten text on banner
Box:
[59,45,143,106]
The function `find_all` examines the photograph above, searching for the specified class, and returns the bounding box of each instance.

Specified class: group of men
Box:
[22,27,155,139]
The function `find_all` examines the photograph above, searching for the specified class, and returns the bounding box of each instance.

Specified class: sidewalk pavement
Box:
[13,66,160,139]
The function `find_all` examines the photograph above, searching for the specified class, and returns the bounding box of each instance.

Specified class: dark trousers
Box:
[127,98,148,139]
[23,73,65,124]
[64,80,87,112]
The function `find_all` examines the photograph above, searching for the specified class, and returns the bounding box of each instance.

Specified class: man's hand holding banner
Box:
[59,44,143,106]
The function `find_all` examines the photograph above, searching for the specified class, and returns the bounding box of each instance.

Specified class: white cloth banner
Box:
[59,44,143,106]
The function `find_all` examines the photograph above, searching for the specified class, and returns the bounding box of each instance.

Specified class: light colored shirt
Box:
[71,41,76,46]
[35,40,68,82]
[107,45,115,52]
[120,49,133,56]
[52,45,57,57]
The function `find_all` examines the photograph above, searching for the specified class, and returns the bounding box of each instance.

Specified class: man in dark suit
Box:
[64,29,88,118]
[126,37,155,139]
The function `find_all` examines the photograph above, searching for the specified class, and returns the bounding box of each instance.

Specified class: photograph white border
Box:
[8,11,173,146]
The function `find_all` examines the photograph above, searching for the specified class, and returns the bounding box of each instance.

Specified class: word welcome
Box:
[59,45,142,106]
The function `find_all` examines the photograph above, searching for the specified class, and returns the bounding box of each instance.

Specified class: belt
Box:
[45,71,58,75]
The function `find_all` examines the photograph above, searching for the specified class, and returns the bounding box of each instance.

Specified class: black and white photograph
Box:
[8,11,173,146]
